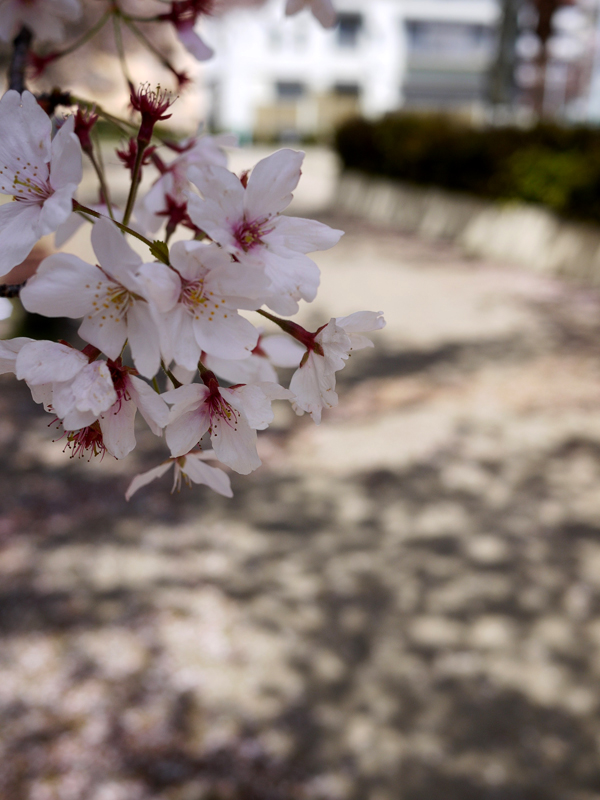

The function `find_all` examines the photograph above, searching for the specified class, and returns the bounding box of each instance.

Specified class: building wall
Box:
[201,0,500,139]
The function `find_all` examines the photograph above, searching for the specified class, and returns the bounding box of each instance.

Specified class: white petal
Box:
[336,310,386,334]
[289,352,338,424]
[78,308,128,361]
[37,184,78,237]
[137,262,181,313]
[92,217,142,285]
[50,115,82,191]
[260,335,304,368]
[182,454,233,497]
[127,374,169,435]
[0,201,42,278]
[166,407,210,457]
[16,340,87,385]
[244,149,304,219]
[192,308,258,361]
[54,211,86,248]
[165,305,201,371]
[126,461,173,500]
[204,353,278,385]
[99,398,137,459]
[210,412,260,475]
[20,254,103,318]
[269,215,343,254]
[0,336,33,375]
[177,24,214,60]
[70,361,117,416]
[0,90,51,174]
[127,301,162,378]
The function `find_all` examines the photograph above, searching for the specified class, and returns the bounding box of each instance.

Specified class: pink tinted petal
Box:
[126,461,173,500]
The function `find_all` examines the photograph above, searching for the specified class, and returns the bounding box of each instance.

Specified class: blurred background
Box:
[6,1,600,799]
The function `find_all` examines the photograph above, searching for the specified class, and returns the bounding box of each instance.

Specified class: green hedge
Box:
[334,114,600,224]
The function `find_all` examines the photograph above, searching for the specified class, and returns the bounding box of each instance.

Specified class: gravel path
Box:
[3,211,600,800]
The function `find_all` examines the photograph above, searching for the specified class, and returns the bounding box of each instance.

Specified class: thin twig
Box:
[8,25,31,92]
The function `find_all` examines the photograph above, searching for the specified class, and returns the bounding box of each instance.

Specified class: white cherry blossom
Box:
[0,0,81,44]
[126,450,233,501]
[0,91,82,279]
[187,149,343,315]
[137,132,235,234]
[285,0,336,28]
[290,311,386,423]
[164,375,291,474]
[0,336,32,374]
[139,240,266,370]
[20,218,168,378]
[15,340,117,430]
[97,364,169,459]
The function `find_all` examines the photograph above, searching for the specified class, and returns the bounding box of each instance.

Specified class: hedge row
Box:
[334,114,600,224]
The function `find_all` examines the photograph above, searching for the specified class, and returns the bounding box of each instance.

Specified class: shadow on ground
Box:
[3,221,600,799]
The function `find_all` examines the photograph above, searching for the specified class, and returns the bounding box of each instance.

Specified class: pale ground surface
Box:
[3,149,600,798]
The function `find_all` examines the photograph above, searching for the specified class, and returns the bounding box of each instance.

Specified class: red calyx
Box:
[157,194,202,237]
[74,107,99,155]
[158,0,214,28]
[116,138,156,177]
[28,51,59,78]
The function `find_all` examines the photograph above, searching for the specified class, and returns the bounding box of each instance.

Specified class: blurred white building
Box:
[202,0,500,139]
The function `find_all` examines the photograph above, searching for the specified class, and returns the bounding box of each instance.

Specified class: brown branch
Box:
[0,283,25,298]
[8,25,32,92]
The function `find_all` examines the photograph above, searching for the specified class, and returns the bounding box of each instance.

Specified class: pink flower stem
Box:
[121,142,146,228]
[73,201,161,256]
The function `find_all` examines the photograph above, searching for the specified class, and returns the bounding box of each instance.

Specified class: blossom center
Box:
[180,277,226,322]
[0,160,52,203]
[206,380,239,432]
[87,279,136,327]
[232,217,273,253]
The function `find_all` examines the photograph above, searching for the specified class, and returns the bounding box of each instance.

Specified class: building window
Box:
[405,20,494,56]
[276,82,306,101]
[337,13,363,49]
[333,83,361,98]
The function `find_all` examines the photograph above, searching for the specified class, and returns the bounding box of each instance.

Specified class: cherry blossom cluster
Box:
[4,0,337,90]
[0,0,385,500]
